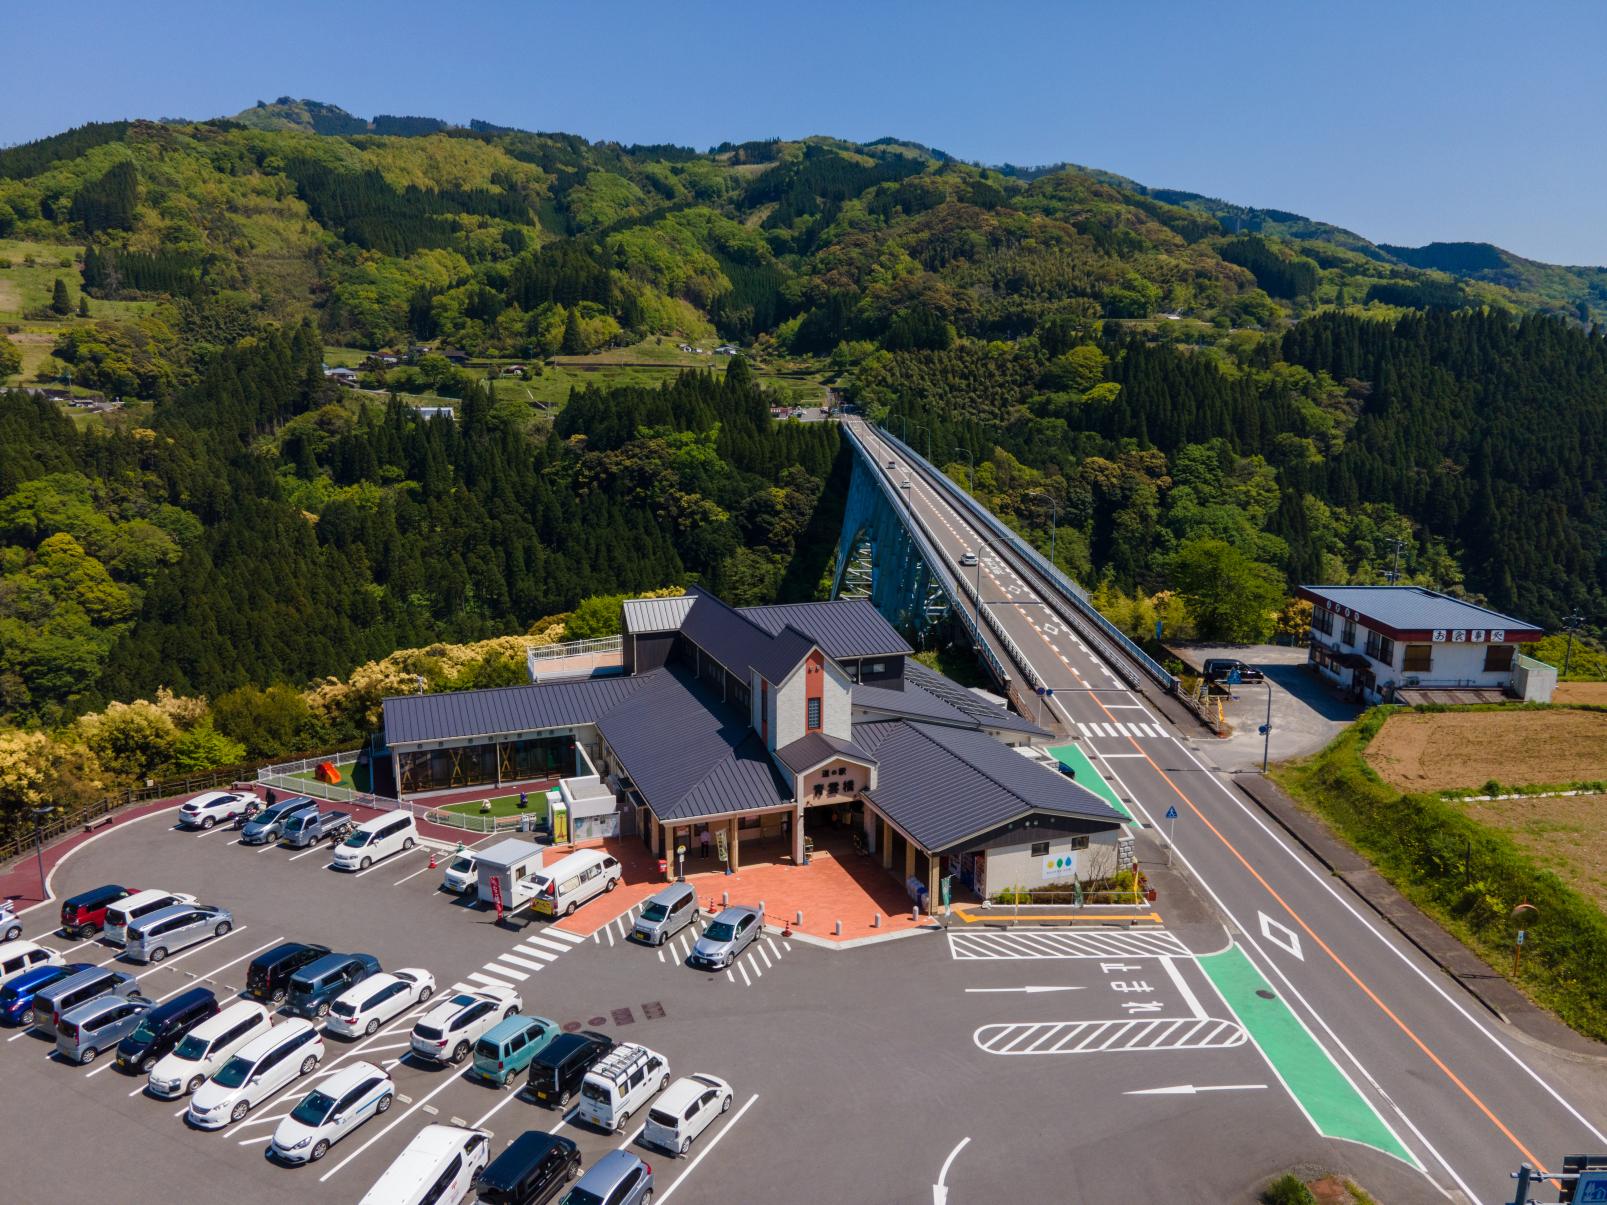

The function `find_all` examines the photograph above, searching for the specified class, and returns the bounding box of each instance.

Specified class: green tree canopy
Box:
[1167,537,1283,642]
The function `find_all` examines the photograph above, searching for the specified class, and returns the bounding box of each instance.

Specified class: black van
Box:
[114,986,219,1073]
[472,1131,581,1205]
[524,1030,614,1108]
[245,942,331,1005]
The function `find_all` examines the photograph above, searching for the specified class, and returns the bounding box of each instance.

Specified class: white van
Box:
[528,849,621,918]
[147,1000,273,1098]
[104,889,197,947]
[578,1042,670,1132]
[0,940,61,988]
[359,1123,491,1205]
[333,812,418,871]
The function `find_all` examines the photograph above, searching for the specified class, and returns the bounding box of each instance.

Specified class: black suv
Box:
[524,1030,614,1109]
[245,942,332,1005]
[472,1131,581,1205]
[1202,658,1264,684]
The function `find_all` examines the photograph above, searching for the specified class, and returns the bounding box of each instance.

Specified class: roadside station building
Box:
[379,588,1127,901]
[1296,585,1554,705]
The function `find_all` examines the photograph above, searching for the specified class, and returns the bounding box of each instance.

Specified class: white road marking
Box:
[354,848,420,878]
[392,862,436,886]
[546,928,586,944]
[287,844,327,862]
[1258,911,1305,961]
[497,952,548,973]
[521,936,567,956]
[319,1066,469,1181]
[480,961,527,981]
[757,944,772,969]
[655,1094,760,1203]
[131,924,249,980]
[466,971,516,989]
[471,1085,526,1130]
[1159,956,1207,1020]
[737,961,752,987]
[150,935,281,1002]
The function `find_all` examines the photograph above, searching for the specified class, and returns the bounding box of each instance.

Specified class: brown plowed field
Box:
[1364,708,1607,792]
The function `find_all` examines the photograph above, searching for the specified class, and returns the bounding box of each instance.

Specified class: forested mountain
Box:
[0,100,1604,744]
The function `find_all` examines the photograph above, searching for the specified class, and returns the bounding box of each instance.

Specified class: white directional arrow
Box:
[1124,1083,1268,1096]
[934,1136,970,1205]
[964,985,1087,994]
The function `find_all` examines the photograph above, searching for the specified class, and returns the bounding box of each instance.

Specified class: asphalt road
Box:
[849,417,1607,1204]
[4,800,1435,1205]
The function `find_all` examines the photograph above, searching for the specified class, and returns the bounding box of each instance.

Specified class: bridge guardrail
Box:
[851,423,1179,696]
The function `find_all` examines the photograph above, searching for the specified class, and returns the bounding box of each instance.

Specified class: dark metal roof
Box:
[382,676,651,749]
[774,731,878,775]
[1297,585,1542,640]
[596,666,790,822]
[739,600,912,660]
[853,719,1124,852]
[851,661,1047,737]
[677,591,812,686]
[621,594,695,635]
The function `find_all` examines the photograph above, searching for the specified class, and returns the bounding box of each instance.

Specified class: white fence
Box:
[526,635,624,681]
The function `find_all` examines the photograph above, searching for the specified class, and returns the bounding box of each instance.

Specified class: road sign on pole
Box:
[1165,805,1178,866]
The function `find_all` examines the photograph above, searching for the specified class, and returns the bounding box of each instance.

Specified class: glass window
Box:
[1341,619,1356,645]
[1403,644,1433,672]
[1030,841,1050,857]
[291,1089,337,1126]
[705,921,736,941]
[1483,645,1515,672]
[806,698,821,730]
[1311,607,1335,636]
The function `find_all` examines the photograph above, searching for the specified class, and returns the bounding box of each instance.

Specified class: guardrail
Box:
[851,422,1179,695]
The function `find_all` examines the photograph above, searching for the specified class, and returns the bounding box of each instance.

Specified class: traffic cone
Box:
[428,848,438,870]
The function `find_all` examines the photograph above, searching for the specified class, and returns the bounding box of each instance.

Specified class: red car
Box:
[59,884,136,939]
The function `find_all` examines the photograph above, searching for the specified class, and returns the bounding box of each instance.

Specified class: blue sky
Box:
[5,0,1604,264]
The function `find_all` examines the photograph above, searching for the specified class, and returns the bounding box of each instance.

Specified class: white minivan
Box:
[147,1000,273,1098]
[528,849,621,918]
[333,813,418,871]
[187,1017,324,1128]
[358,1123,491,1205]
[577,1042,670,1132]
[103,889,197,947]
[0,940,61,989]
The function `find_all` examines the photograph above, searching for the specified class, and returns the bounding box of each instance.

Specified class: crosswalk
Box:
[449,925,586,994]
[948,929,1191,961]
[1074,720,1169,740]
[974,1017,1246,1055]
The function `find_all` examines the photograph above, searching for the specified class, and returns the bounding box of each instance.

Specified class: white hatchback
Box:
[409,984,520,1065]
[643,1073,734,1156]
[270,1061,394,1163]
[148,1001,273,1099]
[326,968,436,1038]
[176,790,257,830]
[187,1018,324,1128]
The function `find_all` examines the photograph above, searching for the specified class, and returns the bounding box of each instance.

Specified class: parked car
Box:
[576,1043,669,1133]
[689,905,764,970]
[959,550,978,567]
[472,1131,581,1205]
[34,965,139,1037]
[187,1017,324,1128]
[410,985,521,1065]
[281,808,354,849]
[1202,657,1264,684]
[0,961,91,1026]
[245,941,331,1005]
[58,883,135,939]
[0,939,60,989]
[441,851,479,894]
[472,1014,560,1088]
[358,1124,491,1205]
[326,968,435,1038]
[147,1000,273,1098]
[525,1030,614,1109]
[114,987,219,1074]
[269,1061,394,1163]
[240,795,318,845]
[560,1150,653,1205]
[177,790,257,830]
[332,812,419,871]
[286,952,381,1019]
[527,849,620,918]
[103,889,198,947]
[632,882,698,946]
[0,902,20,944]
[124,903,233,963]
[643,1073,733,1156]
[55,994,154,1065]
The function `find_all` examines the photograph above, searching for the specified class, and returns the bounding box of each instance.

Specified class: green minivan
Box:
[471,1014,560,1088]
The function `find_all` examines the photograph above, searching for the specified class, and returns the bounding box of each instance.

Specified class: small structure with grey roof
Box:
[1296,584,1553,705]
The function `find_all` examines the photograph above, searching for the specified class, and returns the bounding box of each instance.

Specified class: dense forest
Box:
[1,99,1604,828]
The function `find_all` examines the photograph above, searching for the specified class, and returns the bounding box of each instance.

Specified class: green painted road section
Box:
[1046,743,1130,818]
[1198,944,1418,1168]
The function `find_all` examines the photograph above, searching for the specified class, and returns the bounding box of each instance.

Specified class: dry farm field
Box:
[1456,791,1607,912]
[1363,707,1607,792]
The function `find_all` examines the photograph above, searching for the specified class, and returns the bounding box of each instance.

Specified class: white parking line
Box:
[392,862,436,887]
[757,945,773,969]
[286,844,327,862]
[604,926,615,948]
[548,1105,580,1133]
[150,935,281,1003]
[615,1121,645,1150]
[656,1094,760,1203]
[354,848,420,879]
[656,949,665,963]
[319,1068,468,1181]
[472,1085,526,1130]
[131,924,249,980]
[737,962,751,987]
[764,939,779,959]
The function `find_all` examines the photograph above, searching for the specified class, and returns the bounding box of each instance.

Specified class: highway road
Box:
[847,416,1607,1204]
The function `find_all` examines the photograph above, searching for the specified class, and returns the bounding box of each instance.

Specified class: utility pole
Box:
[1561,609,1585,677]
[31,806,55,902]
[1383,537,1406,584]
[974,541,985,633]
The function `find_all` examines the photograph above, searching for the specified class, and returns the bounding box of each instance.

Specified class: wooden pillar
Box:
[903,841,915,881]
[729,817,741,872]
[880,818,893,870]
[648,818,659,855]
[927,854,941,907]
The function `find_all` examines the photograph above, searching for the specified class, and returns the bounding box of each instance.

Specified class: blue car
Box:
[0,962,93,1027]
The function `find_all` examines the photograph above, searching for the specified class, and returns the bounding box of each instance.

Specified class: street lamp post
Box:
[1260,682,1273,773]
[908,421,931,461]
[952,446,974,493]
[1561,609,1585,677]
[31,806,55,903]
[1025,489,1058,567]
[676,843,687,883]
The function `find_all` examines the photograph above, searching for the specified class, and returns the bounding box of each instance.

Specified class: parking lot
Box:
[0,792,1435,1204]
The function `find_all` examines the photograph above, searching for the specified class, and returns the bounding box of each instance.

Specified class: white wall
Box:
[983,830,1121,890]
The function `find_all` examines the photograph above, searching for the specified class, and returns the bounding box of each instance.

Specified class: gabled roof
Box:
[853,719,1124,852]
[902,659,1046,735]
[1296,585,1542,642]
[596,666,790,822]
[739,599,911,660]
[774,731,878,775]
[851,660,1047,737]
[382,676,650,749]
[622,594,696,635]
[678,590,815,686]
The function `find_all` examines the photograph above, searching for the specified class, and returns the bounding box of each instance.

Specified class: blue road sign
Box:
[1258,724,1270,735]
[1165,805,1178,821]
[1036,685,1046,696]
[1226,669,1242,685]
